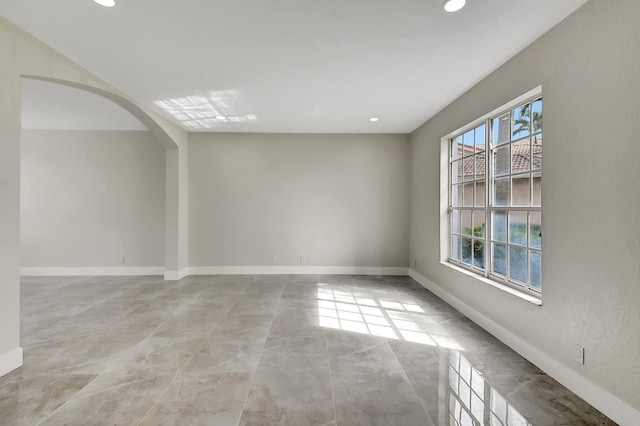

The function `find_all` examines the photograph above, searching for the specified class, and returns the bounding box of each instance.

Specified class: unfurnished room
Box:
[0,0,638,425]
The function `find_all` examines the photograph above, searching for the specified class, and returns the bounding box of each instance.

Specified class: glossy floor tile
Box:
[0,274,616,425]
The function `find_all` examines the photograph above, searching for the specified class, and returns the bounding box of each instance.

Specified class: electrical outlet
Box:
[272,254,278,263]
[120,256,125,264]
[300,255,305,263]
[574,344,584,365]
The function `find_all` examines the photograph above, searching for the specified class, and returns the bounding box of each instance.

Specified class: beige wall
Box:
[410,0,640,415]
[189,133,410,268]
[21,130,165,268]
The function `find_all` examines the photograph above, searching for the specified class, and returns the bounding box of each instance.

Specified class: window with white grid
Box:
[448,93,542,293]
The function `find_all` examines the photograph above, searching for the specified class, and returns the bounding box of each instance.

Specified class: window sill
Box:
[439,261,542,306]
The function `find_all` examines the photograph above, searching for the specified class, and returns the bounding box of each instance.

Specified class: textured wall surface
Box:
[21,130,165,268]
[410,0,640,412]
[189,133,410,268]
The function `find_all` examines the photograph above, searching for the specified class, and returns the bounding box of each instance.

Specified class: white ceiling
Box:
[2,0,588,133]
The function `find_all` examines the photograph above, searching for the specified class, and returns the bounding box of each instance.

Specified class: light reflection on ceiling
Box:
[154,90,256,130]
[316,286,464,350]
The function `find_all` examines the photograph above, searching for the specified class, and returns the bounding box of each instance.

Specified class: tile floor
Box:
[0,274,615,425]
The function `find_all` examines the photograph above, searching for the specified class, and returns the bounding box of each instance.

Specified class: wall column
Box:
[0,27,23,375]
[164,142,189,280]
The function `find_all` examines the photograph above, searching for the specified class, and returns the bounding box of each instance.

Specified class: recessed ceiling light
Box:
[443,0,466,13]
[369,117,379,122]
[94,0,115,7]
[215,115,225,120]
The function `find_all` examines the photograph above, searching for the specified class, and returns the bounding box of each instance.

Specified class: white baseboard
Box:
[408,269,640,426]
[20,266,407,280]
[164,268,189,281]
[0,347,23,378]
[188,266,409,276]
[21,267,164,276]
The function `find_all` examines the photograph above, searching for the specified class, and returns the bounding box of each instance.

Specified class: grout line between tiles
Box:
[385,340,437,426]
[130,281,248,425]
[235,280,286,426]
[324,328,339,426]
[135,370,179,426]
[35,374,102,426]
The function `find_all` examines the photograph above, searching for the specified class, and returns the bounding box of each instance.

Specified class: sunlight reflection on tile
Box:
[337,311,362,323]
[363,315,390,327]
[355,298,377,306]
[386,311,417,321]
[368,325,398,339]
[449,351,533,426]
[379,301,404,310]
[391,319,424,332]
[399,330,437,345]
[316,286,464,350]
[402,303,425,313]
[318,293,334,301]
[318,308,337,318]
[319,316,340,329]
[339,319,369,334]
[335,302,360,313]
[334,295,356,303]
[359,306,383,316]
[318,300,336,309]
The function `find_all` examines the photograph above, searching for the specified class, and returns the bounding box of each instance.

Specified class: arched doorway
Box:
[19,76,188,280]
[20,77,166,275]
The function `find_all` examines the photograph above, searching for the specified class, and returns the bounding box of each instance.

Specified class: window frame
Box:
[441,87,543,301]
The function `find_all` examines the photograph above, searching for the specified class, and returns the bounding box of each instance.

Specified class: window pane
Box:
[532,134,542,170]
[492,244,507,276]
[492,114,510,145]
[463,183,474,207]
[475,182,485,207]
[463,129,475,153]
[532,99,542,133]
[471,392,483,422]
[452,184,462,207]
[509,406,528,426]
[494,145,510,176]
[473,239,485,270]
[461,238,472,265]
[532,173,541,206]
[530,251,541,290]
[511,139,530,173]
[512,103,531,140]
[451,210,461,234]
[461,210,472,235]
[509,211,527,246]
[471,370,484,395]
[453,136,463,160]
[463,157,474,182]
[512,175,530,206]
[452,160,462,184]
[451,236,460,261]
[530,212,541,249]
[473,211,486,237]
[492,210,507,242]
[474,153,485,180]
[475,124,486,153]
[509,246,527,284]
[493,177,510,207]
